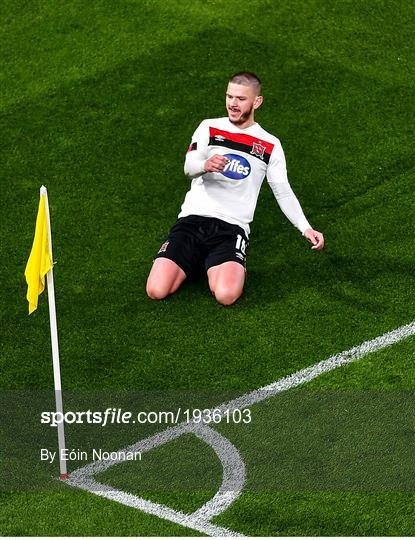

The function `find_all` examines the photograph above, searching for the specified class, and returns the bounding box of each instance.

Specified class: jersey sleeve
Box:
[266,141,312,234]
[184,120,209,179]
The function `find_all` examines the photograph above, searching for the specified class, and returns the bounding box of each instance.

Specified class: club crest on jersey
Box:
[158,241,169,253]
[222,153,251,180]
[251,141,266,160]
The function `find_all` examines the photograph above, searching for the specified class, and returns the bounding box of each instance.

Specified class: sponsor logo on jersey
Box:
[222,153,251,180]
[214,135,226,142]
[251,141,266,160]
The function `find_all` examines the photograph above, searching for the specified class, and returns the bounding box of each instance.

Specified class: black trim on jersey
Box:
[189,142,197,151]
[208,137,271,165]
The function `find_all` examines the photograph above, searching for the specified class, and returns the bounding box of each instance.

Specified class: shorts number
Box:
[235,234,247,255]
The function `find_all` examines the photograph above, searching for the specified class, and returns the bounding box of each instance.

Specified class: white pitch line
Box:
[215,319,415,413]
[67,421,245,537]
[189,423,246,521]
[67,475,242,537]
[66,319,415,537]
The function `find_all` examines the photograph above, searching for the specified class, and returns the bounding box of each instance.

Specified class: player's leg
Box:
[146,217,201,300]
[205,221,249,306]
[207,261,246,306]
[146,258,186,300]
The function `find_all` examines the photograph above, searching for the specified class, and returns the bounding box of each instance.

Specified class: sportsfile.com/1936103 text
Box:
[40,407,252,427]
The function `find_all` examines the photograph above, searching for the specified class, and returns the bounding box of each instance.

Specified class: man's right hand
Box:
[204,154,230,173]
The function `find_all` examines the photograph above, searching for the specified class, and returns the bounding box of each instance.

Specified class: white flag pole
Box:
[41,185,68,480]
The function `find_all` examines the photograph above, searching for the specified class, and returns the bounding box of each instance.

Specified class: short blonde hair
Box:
[229,72,261,94]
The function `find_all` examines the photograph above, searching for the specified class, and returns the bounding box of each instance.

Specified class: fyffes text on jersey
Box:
[221,153,251,180]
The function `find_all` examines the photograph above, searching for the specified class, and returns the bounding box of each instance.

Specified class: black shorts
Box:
[155,215,249,278]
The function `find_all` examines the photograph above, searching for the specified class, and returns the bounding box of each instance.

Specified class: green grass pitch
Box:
[1,0,415,536]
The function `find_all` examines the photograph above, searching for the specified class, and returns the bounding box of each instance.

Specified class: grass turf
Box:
[1,0,414,535]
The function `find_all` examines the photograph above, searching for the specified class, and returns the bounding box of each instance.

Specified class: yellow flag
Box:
[25,194,52,314]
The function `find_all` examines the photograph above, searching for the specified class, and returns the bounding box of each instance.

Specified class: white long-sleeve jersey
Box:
[180,117,311,237]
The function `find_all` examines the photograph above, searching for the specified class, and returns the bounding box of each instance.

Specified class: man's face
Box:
[226,82,262,127]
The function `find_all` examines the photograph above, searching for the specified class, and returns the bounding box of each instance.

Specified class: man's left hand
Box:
[304,228,325,250]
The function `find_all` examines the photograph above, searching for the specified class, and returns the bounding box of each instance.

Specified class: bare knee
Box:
[146,281,169,300]
[146,258,186,300]
[208,262,245,306]
[213,284,243,306]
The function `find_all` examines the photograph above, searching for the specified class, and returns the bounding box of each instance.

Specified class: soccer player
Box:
[146,72,324,305]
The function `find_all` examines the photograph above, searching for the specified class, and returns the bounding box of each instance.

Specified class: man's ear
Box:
[254,95,264,110]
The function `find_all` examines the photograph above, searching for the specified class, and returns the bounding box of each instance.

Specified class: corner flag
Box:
[25,188,52,314]
[24,186,68,480]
